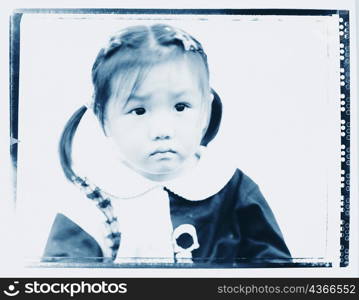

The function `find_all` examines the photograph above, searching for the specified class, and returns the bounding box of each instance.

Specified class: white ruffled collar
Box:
[72,109,236,201]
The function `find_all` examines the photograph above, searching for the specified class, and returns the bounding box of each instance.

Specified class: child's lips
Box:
[150,148,177,157]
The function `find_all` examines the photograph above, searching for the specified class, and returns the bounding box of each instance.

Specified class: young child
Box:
[43,24,291,265]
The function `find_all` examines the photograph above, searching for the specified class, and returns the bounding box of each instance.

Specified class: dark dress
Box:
[43,169,291,266]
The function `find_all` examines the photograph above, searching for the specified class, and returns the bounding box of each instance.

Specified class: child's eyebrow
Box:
[172,91,191,98]
[129,90,191,100]
[123,90,194,108]
[127,95,147,102]
[122,95,147,109]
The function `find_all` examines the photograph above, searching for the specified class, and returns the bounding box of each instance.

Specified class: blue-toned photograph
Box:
[12,10,347,269]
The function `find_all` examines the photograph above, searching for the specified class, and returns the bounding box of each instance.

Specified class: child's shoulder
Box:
[47,184,112,257]
[227,168,261,194]
[220,169,282,227]
[42,212,103,262]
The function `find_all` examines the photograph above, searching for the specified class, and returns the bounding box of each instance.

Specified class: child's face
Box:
[105,57,211,181]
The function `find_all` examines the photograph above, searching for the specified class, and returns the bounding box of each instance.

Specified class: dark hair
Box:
[59,24,222,183]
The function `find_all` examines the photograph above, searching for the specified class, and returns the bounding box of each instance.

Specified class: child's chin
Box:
[152,165,178,175]
[143,168,180,182]
[148,163,181,176]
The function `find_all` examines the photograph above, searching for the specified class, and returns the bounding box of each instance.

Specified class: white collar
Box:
[72,109,236,201]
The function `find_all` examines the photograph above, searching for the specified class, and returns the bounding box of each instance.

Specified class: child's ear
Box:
[207,91,214,115]
[102,115,112,137]
[209,91,214,104]
[201,92,215,136]
[102,122,110,137]
[200,89,222,146]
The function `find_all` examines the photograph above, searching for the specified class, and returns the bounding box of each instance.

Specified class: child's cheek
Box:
[179,122,203,148]
[109,118,135,143]
[116,116,145,132]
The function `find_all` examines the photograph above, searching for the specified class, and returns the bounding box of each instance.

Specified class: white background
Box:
[16,13,340,261]
[0,0,358,278]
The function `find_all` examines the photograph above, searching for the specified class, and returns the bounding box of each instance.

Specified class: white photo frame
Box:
[2,2,358,278]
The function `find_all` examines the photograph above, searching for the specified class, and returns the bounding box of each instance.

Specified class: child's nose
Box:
[148,115,175,141]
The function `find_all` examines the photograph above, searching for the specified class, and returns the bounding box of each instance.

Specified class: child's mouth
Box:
[150,149,177,158]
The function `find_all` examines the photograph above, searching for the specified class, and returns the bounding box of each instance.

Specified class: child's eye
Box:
[129,107,146,115]
[175,102,191,112]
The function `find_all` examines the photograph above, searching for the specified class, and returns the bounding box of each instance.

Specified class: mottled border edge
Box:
[339,11,350,268]
[9,12,22,206]
[12,8,338,16]
[30,260,333,269]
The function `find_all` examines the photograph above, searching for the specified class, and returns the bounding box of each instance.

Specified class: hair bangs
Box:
[92,24,211,130]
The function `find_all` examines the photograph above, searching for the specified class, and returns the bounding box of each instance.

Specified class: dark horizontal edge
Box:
[31,261,332,269]
[12,8,339,16]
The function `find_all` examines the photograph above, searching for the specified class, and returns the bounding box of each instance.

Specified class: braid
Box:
[59,105,87,182]
[59,106,121,259]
